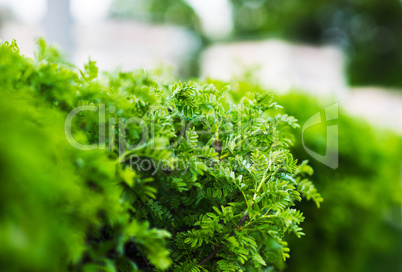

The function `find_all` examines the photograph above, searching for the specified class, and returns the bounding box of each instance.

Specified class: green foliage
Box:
[0,39,321,271]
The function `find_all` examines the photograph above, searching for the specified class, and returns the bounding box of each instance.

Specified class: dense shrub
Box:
[0,40,322,271]
[222,79,402,272]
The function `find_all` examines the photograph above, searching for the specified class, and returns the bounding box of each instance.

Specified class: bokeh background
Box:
[0,0,401,132]
[0,1,401,271]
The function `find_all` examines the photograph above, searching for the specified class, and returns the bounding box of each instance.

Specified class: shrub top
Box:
[0,39,321,272]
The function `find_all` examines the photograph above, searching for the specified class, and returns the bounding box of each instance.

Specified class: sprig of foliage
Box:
[229,80,402,272]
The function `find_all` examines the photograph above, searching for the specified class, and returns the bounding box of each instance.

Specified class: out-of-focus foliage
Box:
[0,39,321,271]
[0,39,172,272]
[230,0,402,88]
[220,78,402,272]
[108,0,402,87]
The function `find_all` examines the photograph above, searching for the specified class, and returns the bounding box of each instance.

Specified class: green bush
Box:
[0,40,322,271]
[222,80,402,272]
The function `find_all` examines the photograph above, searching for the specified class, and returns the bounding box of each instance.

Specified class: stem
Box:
[197,246,221,266]
[219,140,242,160]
